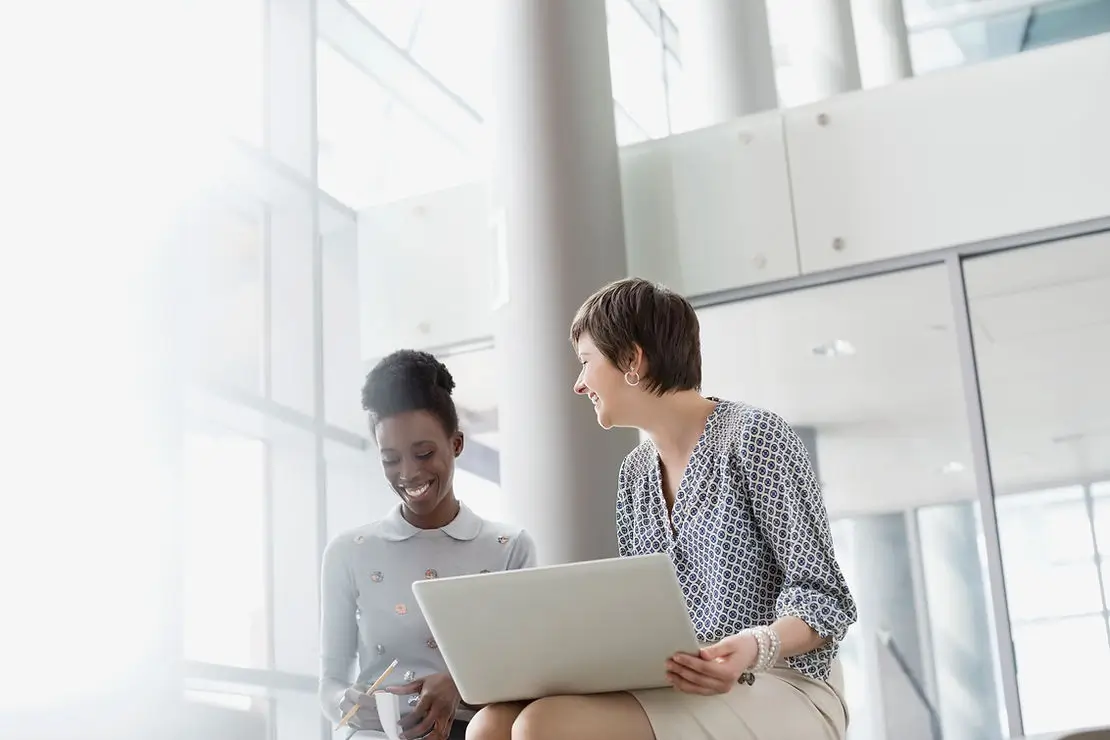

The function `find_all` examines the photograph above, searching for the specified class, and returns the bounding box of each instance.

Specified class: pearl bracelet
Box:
[738,625,782,685]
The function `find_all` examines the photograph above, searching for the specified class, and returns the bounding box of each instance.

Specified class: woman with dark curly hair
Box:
[468,279,856,740]
[319,350,535,740]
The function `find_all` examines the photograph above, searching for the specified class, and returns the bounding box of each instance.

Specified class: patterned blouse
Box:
[616,399,856,681]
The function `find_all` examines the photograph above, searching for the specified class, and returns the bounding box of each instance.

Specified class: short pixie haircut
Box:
[570,277,701,396]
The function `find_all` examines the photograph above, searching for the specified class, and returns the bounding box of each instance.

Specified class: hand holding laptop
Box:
[665,634,758,695]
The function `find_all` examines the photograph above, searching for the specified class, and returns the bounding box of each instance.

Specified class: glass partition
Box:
[698,265,1004,740]
[963,232,1110,736]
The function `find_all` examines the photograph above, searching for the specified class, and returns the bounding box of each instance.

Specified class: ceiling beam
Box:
[317,0,483,150]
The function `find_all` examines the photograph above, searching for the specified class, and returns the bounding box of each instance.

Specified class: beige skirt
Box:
[630,660,848,740]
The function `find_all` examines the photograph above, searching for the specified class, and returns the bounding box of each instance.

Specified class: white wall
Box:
[359,184,495,358]
[358,32,1110,353]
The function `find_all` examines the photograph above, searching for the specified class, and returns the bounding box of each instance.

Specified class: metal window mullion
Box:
[304,9,330,739]
[262,204,274,402]
[198,383,368,449]
[946,254,1024,737]
[184,661,318,692]
[261,0,279,734]
[905,509,941,706]
[262,438,278,740]
[1080,482,1110,649]
[657,4,674,135]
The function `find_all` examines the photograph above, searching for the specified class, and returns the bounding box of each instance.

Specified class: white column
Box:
[266,0,319,414]
[853,0,913,88]
[264,0,326,680]
[788,0,863,103]
[489,0,640,566]
[266,0,317,177]
[673,0,779,126]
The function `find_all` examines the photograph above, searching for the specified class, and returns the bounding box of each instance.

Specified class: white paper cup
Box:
[373,691,402,740]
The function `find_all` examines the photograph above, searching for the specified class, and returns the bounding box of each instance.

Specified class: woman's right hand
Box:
[339,686,383,732]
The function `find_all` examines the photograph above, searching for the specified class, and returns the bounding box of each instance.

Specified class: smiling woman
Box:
[318,350,536,740]
[364,350,465,530]
[470,279,856,740]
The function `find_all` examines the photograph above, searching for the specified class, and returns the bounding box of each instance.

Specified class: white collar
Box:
[377,501,482,542]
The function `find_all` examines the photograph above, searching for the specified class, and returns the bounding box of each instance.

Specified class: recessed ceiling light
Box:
[812,339,856,357]
[941,461,965,474]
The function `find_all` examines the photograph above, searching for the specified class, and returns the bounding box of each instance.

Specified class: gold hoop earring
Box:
[624,370,640,387]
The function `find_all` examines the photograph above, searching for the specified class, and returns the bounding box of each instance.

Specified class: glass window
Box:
[607,0,669,138]
[182,689,269,738]
[316,40,477,209]
[1093,482,1110,607]
[698,266,1002,740]
[907,27,968,75]
[963,232,1110,736]
[326,0,682,208]
[409,0,495,118]
[1093,481,1110,549]
[180,201,264,393]
[326,440,391,542]
[176,0,264,146]
[322,219,366,434]
[441,348,499,438]
[828,520,882,740]
[347,0,426,47]
[269,424,321,675]
[182,432,267,668]
[615,103,652,146]
[439,347,503,500]
[661,50,689,134]
[268,188,318,414]
[273,688,324,740]
[316,41,393,207]
[181,688,321,740]
[456,468,506,522]
[917,501,1003,740]
[1012,615,1110,733]
[996,487,1104,622]
[908,0,1110,76]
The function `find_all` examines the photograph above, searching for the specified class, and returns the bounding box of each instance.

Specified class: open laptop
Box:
[411,553,700,705]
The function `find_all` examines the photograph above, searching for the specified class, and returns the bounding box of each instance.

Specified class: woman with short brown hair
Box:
[467,278,856,740]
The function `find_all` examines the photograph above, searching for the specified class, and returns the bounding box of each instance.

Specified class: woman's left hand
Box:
[386,672,461,740]
[666,633,759,695]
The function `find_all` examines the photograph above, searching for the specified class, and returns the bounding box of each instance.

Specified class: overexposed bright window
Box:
[409,0,494,117]
[1094,482,1110,608]
[995,486,1110,735]
[1012,614,1110,733]
[608,0,669,138]
[455,467,506,523]
[316,40,477,209]
[347,0,426,47]
[183,433,267,668]
[996,487,1103,622]
[175,0,264,145]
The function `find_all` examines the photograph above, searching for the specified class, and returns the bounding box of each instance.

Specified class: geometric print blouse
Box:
[616,399,857,681]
